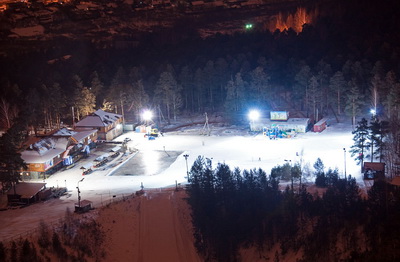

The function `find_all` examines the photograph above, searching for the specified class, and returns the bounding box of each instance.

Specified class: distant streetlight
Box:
[76,177,84,208]
[248,110,260,131]
[343,148,347,180]
[183,154,189,181]
[370,108,377,119]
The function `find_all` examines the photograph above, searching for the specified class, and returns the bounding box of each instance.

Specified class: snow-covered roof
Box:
[53,128,77,137]
[72,129,97,142]
[75,115,104,127]
[76,109,122,128]
[10,25,45,37]
[21,147,65,164]
[7,182,46,198]
[94,109,122,124]
[21,134,69,163]
[285,118,310,125]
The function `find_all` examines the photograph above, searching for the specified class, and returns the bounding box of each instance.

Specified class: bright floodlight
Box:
[248,110,260,121]
[142,110,153,121]
[370,109,376,115]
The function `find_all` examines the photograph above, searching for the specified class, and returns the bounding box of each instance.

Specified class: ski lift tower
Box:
[201,112,211,136]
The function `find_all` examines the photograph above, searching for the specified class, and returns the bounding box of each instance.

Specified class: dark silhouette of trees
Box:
[0,122,27,194]
[0,0,399,129]
[185,157,400,261]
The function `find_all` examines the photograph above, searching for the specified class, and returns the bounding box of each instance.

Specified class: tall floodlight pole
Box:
[343,148,347,180]
[183,154,189,181]
[76,178,85,208]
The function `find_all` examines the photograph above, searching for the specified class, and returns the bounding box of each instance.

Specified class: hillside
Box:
[97,188,202,262]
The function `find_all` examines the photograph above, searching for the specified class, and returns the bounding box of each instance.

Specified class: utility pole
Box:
[71,106,75,128]
[201,112,210,136]
[76,178,85,208]
[343,148,347,180]
[183,154,189,181]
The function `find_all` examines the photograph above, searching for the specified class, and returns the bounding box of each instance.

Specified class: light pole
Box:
[343,148,347,180]
[183,154,189,181]
[76,178,84,208]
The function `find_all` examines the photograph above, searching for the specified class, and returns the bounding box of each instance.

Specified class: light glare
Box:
[248,110,260,121]
[143,110,153,121]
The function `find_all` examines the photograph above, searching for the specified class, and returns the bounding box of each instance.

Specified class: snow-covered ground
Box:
[46,120,359,199]
[0,120,360,241]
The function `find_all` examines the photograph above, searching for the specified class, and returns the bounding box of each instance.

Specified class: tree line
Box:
[187,156,400,261]
[350,115,400,179]
[0,0,399,130]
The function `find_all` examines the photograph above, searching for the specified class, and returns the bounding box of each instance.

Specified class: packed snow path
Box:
[136,190,201,262]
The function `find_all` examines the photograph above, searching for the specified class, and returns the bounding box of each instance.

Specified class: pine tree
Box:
[314,158,326,187]
[345,79,364,127]
[224,73,247,118]
[291,163,302,190]
[203,60,217,111]
[214,58,229,107]
[75,86,96,119]
[294,65,311,111]
[89,71,105,108]
[178,66,194,112]
[10,241,17,262]
[20,239,32,262]
[0,97,19,130]
[38,220,50,249]
[0,127,27,194]
[0,241,5,261]
[249,66,270,107]
[155,71,182,123]
[194,68,205,113]
[384,72,400,120]
[308,75,321,122]
[369,117,388,162]
[350,118,369,171]
[329,71,347,115]
[106,67,130,117]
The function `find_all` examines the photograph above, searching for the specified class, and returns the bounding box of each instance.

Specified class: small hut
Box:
[75,199,93,213]
[363,162,385,179]
[7,182,49,205]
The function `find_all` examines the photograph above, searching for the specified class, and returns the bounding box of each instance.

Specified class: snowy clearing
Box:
[0,121,361,242]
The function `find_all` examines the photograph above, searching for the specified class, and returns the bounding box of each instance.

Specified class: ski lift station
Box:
[249,111,310,137]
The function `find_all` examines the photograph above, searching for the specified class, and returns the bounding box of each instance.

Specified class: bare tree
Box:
[0,97,18,130]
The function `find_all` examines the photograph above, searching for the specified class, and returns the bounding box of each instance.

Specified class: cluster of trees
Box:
[0,114,28,193]
[350,116,400,176]
[187,156,400,261]
[0,0,399,130]
[0,208,105,262]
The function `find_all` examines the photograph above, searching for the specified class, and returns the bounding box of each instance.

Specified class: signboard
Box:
[270,111,288,121]
[44,159,53,171]
[27,163,45,172]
